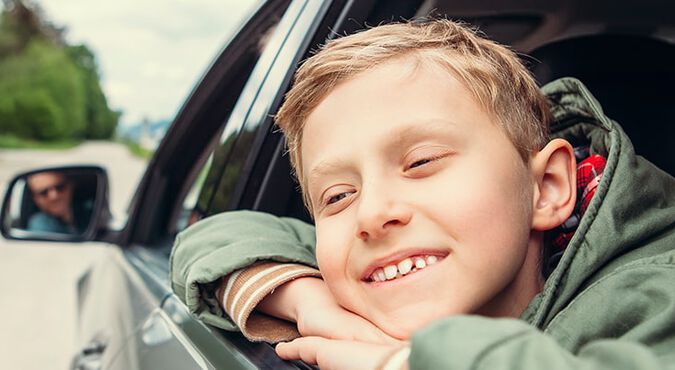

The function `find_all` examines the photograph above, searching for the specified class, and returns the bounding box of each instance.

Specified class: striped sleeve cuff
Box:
[217,262,322,343]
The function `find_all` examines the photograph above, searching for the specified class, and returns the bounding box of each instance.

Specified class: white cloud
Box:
[36,0,261,126]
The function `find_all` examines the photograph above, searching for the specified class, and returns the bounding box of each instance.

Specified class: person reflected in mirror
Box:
[26,171,89,234]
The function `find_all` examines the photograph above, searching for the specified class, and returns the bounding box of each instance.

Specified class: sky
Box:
[35,0,260,127]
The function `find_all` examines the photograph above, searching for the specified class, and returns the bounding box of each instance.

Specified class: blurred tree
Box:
[68,45,120,139]
[0,0,118,142]
[0,39,85,139]
[0,0,65,56]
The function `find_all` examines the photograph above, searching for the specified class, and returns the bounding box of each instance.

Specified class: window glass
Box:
[196,0,311,220]
[175,5,292,232]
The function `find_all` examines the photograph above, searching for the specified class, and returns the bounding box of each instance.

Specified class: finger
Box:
[315,311,400,344]
[336,317,403,345]
[352,325,403,345]
[277,337,401,370]
[276,337,325,364]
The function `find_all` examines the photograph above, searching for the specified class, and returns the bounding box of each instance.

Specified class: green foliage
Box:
[0,0,119,144]
[119,138,153,159]
[0,11,20,56]
[0,39,84,139]
[68,44,120,139]
[12,88,63,139]
[0,133,79,149]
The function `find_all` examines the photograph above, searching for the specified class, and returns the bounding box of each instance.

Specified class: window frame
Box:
[119,0,293,247]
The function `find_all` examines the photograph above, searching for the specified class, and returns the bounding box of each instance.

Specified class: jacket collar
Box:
[523,78,675,327]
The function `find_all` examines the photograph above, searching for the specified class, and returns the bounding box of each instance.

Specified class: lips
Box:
[361,250,448,283]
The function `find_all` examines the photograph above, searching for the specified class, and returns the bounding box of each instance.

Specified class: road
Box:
[0,142,147,370]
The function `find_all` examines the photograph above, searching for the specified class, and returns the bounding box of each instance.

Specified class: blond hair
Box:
[276,19,550,208]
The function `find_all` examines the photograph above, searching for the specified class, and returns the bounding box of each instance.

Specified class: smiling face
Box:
[302,57,546,339]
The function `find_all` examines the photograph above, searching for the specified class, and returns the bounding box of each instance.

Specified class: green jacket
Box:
[170,78,675,369]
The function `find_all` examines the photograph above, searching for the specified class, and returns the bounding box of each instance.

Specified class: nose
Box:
[355,185,411,242]
[46,188,61,200]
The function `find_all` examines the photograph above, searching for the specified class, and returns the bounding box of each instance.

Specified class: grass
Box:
[119,139,154,159]
[0,134,154,159]
[0,134,81,150]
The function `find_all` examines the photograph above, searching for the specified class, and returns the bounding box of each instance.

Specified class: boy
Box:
[170,20,675,369]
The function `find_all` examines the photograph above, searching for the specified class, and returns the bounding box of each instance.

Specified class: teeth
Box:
[383,265,398,280]
[370,268,387,282]
[397,258,413,275]
[369,255,442,282]
[376,269,386,282]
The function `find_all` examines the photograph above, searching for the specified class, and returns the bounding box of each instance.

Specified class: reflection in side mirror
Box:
[1,166,110,242]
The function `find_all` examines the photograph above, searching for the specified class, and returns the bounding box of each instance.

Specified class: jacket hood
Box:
[524,78,675,328]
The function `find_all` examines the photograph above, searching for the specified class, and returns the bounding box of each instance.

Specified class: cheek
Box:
[430,156,532,254]
[314,219,351,283]
[314,217,368,313]
[462,168,533,269]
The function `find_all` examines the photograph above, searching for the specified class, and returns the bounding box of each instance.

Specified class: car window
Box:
[177,157,212,230]
[171,0,433,234]
[174,3,292,232]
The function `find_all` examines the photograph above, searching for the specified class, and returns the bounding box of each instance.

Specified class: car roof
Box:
[422,0,674,52]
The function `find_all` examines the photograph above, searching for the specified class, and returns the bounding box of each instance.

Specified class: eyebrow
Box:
[307,158,353,185]
[389,118,459,148]
[307,118,459,181]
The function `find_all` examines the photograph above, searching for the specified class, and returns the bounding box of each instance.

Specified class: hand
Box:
[276,337,408,370]
[258,277,399,345]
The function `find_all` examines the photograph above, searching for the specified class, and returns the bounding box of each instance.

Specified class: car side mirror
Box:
[1,166,111,242]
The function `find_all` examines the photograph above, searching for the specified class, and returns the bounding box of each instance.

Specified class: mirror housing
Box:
[1,166,111,242]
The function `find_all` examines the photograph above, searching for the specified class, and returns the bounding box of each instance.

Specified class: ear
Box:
[530,139,576,231]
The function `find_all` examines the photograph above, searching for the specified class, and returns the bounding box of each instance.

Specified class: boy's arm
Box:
[169,210,318,331]
[406,260,675,370]
[219,267,399,344]
[215,262,321,342]
[276,258,675,369]
[170,210,397,345]
[408,317,674,370]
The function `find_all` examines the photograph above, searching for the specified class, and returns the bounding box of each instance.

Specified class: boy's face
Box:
[302,58,541,339]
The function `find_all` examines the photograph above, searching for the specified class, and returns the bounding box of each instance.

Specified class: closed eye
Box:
[409,158,434,169]
[407,155,445,170]
[326,191,353,205]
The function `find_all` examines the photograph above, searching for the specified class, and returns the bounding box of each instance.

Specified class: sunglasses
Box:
[34,182,68,198]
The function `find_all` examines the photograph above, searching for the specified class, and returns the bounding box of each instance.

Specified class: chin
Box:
[372,313,441,340]
[369,303,466,340]
[377,321,414,340]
